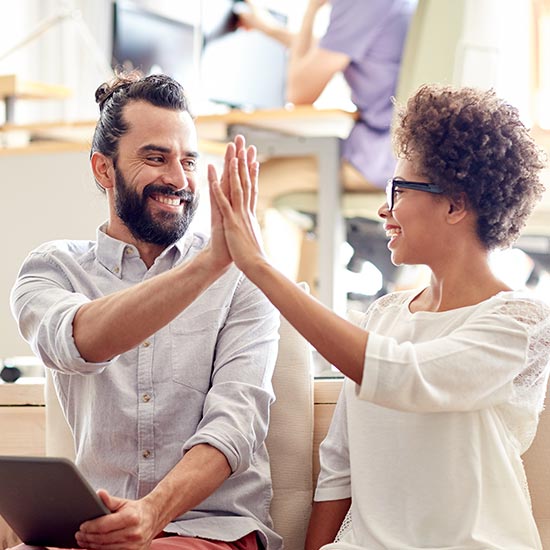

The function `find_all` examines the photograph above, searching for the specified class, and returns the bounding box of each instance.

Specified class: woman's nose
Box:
[378,201,389,219]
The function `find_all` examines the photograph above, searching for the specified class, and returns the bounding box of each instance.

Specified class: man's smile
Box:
[150,192,184,207]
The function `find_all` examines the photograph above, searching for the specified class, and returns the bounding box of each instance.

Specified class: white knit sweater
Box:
[316,290,550,550]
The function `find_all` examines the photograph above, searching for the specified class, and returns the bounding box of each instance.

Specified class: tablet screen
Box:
[0,456,110,548]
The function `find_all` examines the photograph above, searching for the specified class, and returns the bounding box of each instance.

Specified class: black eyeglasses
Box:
[385,178,443,211]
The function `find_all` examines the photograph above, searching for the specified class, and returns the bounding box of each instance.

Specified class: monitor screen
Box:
[200,0,287,109]
[112,1,197,94]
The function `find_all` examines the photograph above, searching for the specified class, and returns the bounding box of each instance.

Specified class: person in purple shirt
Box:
[238,0,417,281]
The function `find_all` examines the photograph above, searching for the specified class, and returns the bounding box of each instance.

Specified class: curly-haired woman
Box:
[210,83,550,549]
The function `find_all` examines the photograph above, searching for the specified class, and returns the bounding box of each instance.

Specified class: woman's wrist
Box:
[238,253,271,283]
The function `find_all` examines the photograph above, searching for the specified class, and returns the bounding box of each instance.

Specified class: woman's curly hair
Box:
[393,84,547,249]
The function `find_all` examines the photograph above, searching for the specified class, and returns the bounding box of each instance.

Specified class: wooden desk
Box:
[0,75,71,123]
[0,379,45,456]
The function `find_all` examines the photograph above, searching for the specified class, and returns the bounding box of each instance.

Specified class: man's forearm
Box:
[144,444,232,532]
[73,248,228,363]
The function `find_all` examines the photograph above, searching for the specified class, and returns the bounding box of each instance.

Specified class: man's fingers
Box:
[97,489,124,513]
[207,164,219,186]
[209,168,234,220]
[208,165,223,220]
[221,142,236,191]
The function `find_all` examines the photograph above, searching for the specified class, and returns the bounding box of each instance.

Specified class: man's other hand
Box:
[75,490,160,550]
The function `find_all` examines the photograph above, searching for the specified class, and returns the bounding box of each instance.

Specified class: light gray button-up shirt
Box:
[11,225,281,549]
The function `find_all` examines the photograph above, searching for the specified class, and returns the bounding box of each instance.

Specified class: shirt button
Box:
[142,341,151,348]
[142,394,151,402]
[113,266,120,274]
[142,450,151,459]
[125,248,133,255]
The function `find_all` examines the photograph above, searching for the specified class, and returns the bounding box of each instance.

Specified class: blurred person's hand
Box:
[308,0,329,9]
[236,0,280,35]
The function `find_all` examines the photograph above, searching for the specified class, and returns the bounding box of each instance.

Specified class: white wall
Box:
[0,149,108,358]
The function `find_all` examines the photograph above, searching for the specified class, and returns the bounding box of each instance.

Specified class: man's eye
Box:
[183,159,197,172]
[147,156,164,163]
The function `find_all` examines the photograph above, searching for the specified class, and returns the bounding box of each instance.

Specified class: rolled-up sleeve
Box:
[360,310,530,413]
[10,251,114,374]
[314,384,351,502]
[182,276,279,475]
[319,0,389,60]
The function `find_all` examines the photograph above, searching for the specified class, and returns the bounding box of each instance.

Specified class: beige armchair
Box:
[45,304,314,550]
[523,399,550,548]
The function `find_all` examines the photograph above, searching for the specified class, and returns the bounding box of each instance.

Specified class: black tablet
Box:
[0,456,110,548]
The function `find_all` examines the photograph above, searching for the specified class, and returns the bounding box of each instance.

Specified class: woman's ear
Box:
[91,152,115,190]
[446,193,469,225]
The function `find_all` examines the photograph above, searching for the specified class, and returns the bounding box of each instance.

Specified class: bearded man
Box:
[10,73,281,550]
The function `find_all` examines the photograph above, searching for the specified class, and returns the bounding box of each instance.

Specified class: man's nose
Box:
[161,161,190,190]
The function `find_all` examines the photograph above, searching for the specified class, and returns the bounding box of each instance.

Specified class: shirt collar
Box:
[96,222,197,277]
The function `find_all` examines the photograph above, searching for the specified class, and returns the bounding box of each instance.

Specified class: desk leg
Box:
[5,96,15,123]
[316,137,346,314]
[227,126,346,314]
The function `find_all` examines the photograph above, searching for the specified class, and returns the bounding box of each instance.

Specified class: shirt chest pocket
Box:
[170,308,225,394]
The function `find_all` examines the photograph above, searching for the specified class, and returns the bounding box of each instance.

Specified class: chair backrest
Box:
[266,294,314,550]
[395,0,510,104]
[522,400,550,548]
[45,287,314,550]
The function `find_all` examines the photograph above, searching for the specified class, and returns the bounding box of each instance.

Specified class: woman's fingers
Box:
[207,164,221,219]
[250,160,259,214]
[229,157,245,211]
[246,145,258,211]
[238,150,252,210]
[247,144,257,166]
[209,164,234,222]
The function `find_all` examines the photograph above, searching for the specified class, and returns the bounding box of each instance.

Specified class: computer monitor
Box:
[200,0,287,109]
[111,1,198,94]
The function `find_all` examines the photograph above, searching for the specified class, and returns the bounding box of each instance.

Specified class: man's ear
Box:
[446,193,469,225]
[91,152,115,190]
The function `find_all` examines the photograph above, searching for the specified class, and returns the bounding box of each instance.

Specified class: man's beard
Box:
[114,167,199,246]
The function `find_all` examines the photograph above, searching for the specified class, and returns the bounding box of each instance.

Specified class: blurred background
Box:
[0,0,549,368]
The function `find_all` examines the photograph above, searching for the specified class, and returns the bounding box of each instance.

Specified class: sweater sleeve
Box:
[319,0,393,61]
[314,382,351,502]
[359,298,550,413]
